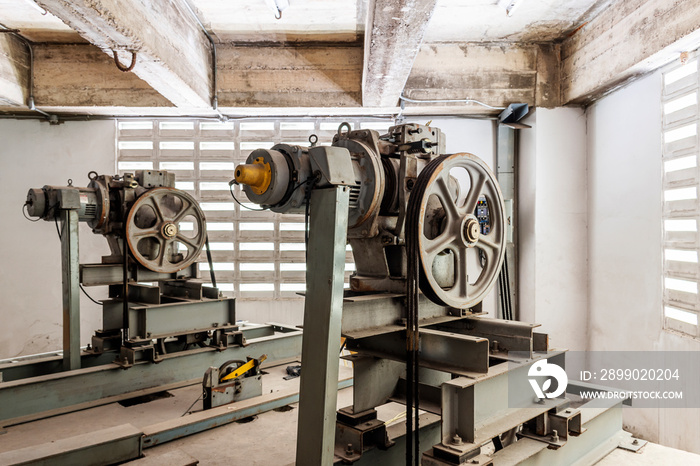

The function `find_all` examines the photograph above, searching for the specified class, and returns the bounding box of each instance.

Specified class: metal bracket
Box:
[334,408,394,463]
[618,433,648,452]
[518,407,585,449]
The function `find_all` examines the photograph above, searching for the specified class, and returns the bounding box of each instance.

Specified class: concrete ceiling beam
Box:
[403,43,561,111]
[217,45,362,107]
[562,0,700,105]
[0,34,29,107]
[24,43,361,110]
[362,0,439,107]
[33,44,171,108]
[35,0,213,108]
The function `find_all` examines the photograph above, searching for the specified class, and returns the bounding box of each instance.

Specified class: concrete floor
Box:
[1,360,699,465]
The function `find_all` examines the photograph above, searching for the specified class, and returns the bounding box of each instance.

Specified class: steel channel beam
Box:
[0,352,115,382]
[80,262,197,287]
[0,424,142,466]
[0,377,354,465]
[437,352,568,453]
[346,328,489,374]
[490,400,624,465]
[430,316,541,354]
[0,329,302,426]
[350,413,442,465]
[341,293,457,339]
[61,209,81,371]
[350,355,405,413]
[567,380,633,406]
[295,186,350,466]
[127,299,235,339]
[0,324,282,383]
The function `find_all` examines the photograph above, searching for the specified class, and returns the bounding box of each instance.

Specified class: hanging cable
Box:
[21,203,41,222]
[0,23,56,121]
[204,235,217,289]
[181,0,219,112]
[229,182,267,211]
[79,284,102,305]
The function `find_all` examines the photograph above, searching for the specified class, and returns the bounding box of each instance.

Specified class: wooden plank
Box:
[217,45,362,107]
[36,0,212,108]
[404,43,539,109]
[363,0,439,107]
[0,33,29,107]
[33,44,170,107]
[562,0,700,105]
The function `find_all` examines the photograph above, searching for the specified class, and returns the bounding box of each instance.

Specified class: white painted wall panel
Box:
[518,107,589,351]
[0,120,115,358]
[587,70,700,453]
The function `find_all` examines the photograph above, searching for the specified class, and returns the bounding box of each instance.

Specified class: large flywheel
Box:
[126,187,207,273]
[406,153,506,309]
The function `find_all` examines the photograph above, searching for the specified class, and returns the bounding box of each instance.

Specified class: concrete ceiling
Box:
[425,0,613,43]
[0,0,78,42]
[0,0,696,116]
[1,0,612,45]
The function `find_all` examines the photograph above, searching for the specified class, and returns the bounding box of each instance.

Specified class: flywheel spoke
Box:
[463,173,487,213]
[173,201,194,224]
[434,175,461,220]
[158,238,168,267]
[455,247,469,298]
[150,196,165,222]
[476,235,499,254]
[131,226,160,237]
[423,231,459,257]
[176,233,198,251]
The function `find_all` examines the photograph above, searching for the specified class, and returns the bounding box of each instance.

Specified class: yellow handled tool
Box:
[221,354,267,382]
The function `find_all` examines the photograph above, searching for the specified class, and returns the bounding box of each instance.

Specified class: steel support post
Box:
[496,123,518,320]
[61,209,81,371]
[295,186,350,465]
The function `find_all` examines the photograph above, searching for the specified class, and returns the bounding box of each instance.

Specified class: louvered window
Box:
[117,119,390,300]
[662,54,700,338]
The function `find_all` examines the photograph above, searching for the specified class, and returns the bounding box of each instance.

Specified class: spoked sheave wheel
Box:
[126,187,207,273]
[407,153,506,309]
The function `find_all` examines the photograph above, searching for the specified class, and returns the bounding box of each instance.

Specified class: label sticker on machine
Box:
[475,195,490,234]
[80,193,88,204]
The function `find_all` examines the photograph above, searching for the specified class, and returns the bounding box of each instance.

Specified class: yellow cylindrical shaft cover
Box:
[234,157,271,195]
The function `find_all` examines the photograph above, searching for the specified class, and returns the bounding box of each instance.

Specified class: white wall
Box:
[519,72,700,454]
[0,120,115,358]
[587,70,700,453]
[519,108,589,351]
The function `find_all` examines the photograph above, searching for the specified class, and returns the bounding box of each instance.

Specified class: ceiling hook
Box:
[112,50,137,72]
[275,8,282,20]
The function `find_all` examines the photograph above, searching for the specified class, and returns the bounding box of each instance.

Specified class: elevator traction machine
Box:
[0,122,636,465]
[233,122,636,465]
[0,168,303,434]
